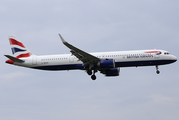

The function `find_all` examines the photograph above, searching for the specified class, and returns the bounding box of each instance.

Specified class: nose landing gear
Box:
[156,65,160,74]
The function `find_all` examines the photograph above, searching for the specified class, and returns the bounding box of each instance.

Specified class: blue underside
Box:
[31,60,176,71]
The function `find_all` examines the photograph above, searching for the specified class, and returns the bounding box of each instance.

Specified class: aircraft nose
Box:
[171,55,177,62]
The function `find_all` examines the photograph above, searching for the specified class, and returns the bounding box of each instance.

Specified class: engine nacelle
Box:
[104,67,120,76]
[97,59,115,68]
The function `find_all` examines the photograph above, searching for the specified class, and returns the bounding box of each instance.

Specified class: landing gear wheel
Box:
[91,75,96,80]
[155,66,160,74]
[87,70,92,75]
[156,70,160,74]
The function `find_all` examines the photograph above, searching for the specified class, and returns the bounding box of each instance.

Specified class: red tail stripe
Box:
[16,53,31,58]
[9,38,25,48]
[6,59,14,64]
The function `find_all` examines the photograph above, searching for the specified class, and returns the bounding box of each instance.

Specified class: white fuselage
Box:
[14,49,177,71]
[6,35,177,80]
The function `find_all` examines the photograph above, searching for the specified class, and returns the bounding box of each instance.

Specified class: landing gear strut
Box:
[91,70,97,80]
[156,65,160,74]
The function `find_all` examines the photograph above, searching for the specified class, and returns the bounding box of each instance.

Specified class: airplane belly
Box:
[31,63,84,71]
[115,59,174,67]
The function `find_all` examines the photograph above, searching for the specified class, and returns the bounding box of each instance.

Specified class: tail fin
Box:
[8,35,32,58]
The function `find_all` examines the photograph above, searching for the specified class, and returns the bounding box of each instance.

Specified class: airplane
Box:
[5,34,177,80]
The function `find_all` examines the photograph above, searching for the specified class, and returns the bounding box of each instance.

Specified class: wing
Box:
[59,34,100,68]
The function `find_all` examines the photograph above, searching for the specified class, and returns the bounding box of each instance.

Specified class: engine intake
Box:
[97,59,115,68]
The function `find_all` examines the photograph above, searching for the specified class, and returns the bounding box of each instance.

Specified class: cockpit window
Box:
[164,52,170,55]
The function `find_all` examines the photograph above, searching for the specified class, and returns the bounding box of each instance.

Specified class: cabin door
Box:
[69,56,74,63]
[32,56,37,65]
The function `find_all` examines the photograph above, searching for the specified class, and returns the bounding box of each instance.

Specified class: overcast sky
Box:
[0,0,179,120]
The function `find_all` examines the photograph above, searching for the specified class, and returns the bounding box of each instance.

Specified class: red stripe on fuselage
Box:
[145,51,161,53]
[9,38,25,48]
[16,53,31,58]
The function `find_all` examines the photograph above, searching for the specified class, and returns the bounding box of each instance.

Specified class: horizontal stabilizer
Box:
[4,55,25,63]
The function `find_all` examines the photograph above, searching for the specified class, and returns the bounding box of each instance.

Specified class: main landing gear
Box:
[87,70,97,80]
[156,65,160,74]
[87,70,92,75]
[91,75,96,80]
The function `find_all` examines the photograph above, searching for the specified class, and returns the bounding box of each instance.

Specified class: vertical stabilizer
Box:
[8,35,32,58]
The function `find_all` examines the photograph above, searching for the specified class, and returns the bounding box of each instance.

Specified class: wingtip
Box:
[58,34,66,43]
[58,33,62,37]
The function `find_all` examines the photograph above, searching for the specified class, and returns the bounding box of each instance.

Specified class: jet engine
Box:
[102,67,120,76]
[97,59,115,68]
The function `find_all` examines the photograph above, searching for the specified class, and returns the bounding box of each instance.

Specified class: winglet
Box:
[59,34,67,44]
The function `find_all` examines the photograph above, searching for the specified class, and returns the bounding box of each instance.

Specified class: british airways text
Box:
[127,54,154,59]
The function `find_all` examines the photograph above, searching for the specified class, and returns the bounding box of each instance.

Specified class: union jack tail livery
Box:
[8,35,32,58]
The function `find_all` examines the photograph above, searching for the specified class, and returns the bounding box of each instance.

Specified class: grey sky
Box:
[1,0,179,120]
